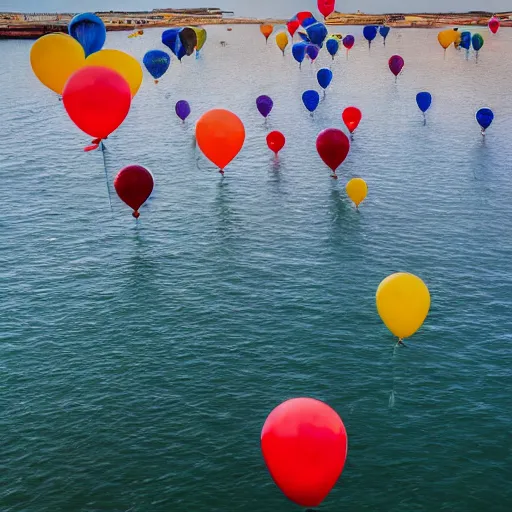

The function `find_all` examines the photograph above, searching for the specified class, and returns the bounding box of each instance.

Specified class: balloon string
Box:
[100,142,113,212]
[389,343,398,409]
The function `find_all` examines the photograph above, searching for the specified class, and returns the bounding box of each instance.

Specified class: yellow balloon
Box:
[376,273,431,340]
[346,178,368,207]
[193,27,208,51]
[438,30,455,50]
[30,33,85,95]
[276,32,289,55]
[85,49,143,97]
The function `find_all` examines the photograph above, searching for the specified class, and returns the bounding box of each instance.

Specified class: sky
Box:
[4,1,511,17]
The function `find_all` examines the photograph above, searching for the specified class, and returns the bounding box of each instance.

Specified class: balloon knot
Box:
[331,173,338,180]
[133,211,140,219]
[154,79,159,84]
[84,143,100,152]
[219,169,225,176]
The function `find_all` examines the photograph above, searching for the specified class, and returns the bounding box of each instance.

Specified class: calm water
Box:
[1,25,512,512]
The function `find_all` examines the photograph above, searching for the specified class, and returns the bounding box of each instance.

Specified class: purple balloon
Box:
[175,100,191,121]
[256,95,274,118]
[389,55,404,77]
[306,44,320,61]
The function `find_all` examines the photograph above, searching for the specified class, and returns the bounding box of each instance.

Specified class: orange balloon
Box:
[260,24,274,41]
[196,109,245,172]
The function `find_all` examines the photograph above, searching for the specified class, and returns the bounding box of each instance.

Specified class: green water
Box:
[1,26,511,511]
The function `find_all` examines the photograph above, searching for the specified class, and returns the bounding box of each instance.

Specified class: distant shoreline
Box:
[1,10,511,39]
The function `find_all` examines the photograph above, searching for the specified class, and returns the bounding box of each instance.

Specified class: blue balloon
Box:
[416,92,432,113]
[302,90,320,113]
[317,68,333,90]
[298,32,311,43]
[162,28,186,61]
[379,26,390,41]
[460,31,471,50]
[363,25,378,47]
[326,38,340,58]
[68,13,106,57]
[306,22,328,47]
[476,108,494,130]
[292,42,307,64]
[301,17,318,29]
[143,50,171,81]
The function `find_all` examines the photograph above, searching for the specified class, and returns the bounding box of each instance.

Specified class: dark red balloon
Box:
[114,165,154,218]
[316,128,350,173]
[261,398,348,508]
[342,107,362,134]
[489,17,500,34]
[287,19,300,37]
[389,55,405,77]
[63,66,132,149]
[266,131,286,155]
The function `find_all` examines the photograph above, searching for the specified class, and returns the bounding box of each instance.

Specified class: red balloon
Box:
[342,107,362,134]
[114,165,154,218]
[266,131,286,155]
[489,17,500,34]
[287,19,300,37]
[316,128,350,174]
[318,0,336,19]
[297,11,314,23]
[63,66,131,150]
[261,398,348,508]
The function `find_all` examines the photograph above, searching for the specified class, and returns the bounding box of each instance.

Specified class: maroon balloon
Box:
[114,165,154,218]
[316,129,350,177]
[267,131,286,155]
[256,95,274,118]
[389,55,404,77]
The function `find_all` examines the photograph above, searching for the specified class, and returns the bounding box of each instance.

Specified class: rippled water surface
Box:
[2,25,512,512]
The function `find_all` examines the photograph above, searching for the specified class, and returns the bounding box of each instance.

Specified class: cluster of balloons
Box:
[438,28,485,61]
[363,24,391,48]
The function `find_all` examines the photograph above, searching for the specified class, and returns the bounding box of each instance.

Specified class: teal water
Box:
[1,25,512,511]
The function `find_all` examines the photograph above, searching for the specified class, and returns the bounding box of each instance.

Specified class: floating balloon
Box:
[196,109,245,174]
[276,32,289,55]
[30,33,85,95]
[363,25,378,48]
[297,12,314,24]
[302,90,320,113]
[476,108,494,133]
[260,24,274,43]
[389,55,404,78]
[256,95,274,118]
[287,18,300,37]
[143,50,171,83]
[306,44,320,61]
[343,34,355,52]
[85,49,143,97]
[380,26,390,44]
[193,27,208,52]
[114,165,154,218]
[266,131,286,155]
[162,28,186,61]
[261,398,347,508]
[318,0,336,19]
[292,42,307,66]
[489,16,500,34]
[346,178,368,208]
[376,273,431,341]
[175,100,191,122]
[416,92,432,115]
[317,68,333,90]
[472,33,484,52]
[63,66,132,150]
[179,27,198,56]
[342,107,362,134]
[316,128,350,177]
[306,22,328,47]
[326,37,340,59]
[460,31,472,50]
[438,29,455,50]
[68,12,106,57]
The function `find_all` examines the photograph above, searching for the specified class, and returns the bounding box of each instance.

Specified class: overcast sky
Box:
[4,1,510,17]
